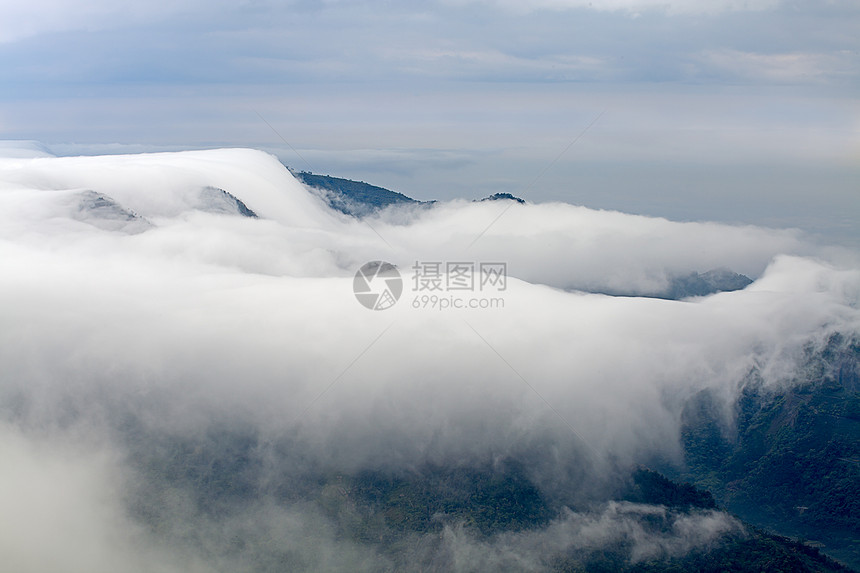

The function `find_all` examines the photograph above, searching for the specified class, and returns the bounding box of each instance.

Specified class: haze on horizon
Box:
[0,0,857,245]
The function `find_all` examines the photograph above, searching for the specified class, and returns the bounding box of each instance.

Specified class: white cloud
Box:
[0,0,160,42]
[0,147,856,570]
[698,49,859,83]
[0,427,206,573]
[382,47,609,80]
[442,503,743,570]
[442,0,782,15]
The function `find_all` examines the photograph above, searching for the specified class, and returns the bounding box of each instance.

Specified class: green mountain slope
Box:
[122,415,854,572]
[676,333,860,568]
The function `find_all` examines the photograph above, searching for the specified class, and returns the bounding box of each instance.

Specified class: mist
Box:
[0,146,857,571]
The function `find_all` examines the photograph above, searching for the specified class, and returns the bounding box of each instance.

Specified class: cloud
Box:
[439,503,743,570]
[0,0,785,44]
[0,140,55,158]
[369,200,811,295]
[381,47,610,81]
[441,0,783,15]
[0,146,815,287]
[0,0,237,43]
[0,147,857,570]
[697,49,859,83]
[0,426,206,573]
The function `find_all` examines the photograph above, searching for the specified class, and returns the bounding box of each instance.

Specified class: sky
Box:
[0,0,857,245]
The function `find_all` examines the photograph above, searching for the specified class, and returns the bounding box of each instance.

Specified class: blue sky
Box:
[1,0,857,244]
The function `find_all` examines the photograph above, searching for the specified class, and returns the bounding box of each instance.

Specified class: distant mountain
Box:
[291,170,527,216]
[562,268,754,301]
[198,186,258,218]
[665,269,753,300]
[291,170,426,217]
[74,190,152,234]
[291,169,753,301]
[478,192,526,204]
[665,268,753,299]
[73,187,257,235]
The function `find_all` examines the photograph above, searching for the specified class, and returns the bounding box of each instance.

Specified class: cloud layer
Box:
[0,147,857,570]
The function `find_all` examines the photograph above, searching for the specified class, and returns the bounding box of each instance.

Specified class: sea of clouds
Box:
[0,143,857,571]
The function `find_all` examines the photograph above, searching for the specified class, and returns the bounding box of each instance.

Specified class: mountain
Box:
[671,333,860,569]
[479,192,526,204]
[292,169,754,300]
[198,186,259,218]
[74,190,153,234]
[71,186,258,235]
[565,267,754,301]
[122,419,853,573]
[665,268,753,299]
[291,170,425,217]
[291,169,526,216]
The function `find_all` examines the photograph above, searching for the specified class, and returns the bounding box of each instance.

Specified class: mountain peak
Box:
[478,192,526,204]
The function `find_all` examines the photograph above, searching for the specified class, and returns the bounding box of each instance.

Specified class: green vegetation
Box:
[117,334,860,571]
[552,532,851,572]
[677,333,860,568]
[624,468,716,510]
[623,531,852,573]
[316,461,553,542]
